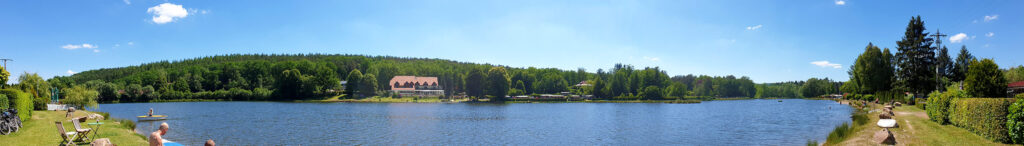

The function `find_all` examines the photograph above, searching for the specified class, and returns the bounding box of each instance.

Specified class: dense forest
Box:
[30,54,840,103]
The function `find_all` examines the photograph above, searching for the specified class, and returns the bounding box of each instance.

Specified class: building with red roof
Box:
[389,76,444,97]
[1009,81,1024,97]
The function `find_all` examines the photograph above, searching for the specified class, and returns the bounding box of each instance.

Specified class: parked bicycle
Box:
[0,108,21,135]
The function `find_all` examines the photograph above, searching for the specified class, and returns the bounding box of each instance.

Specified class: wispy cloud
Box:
[122,0,130,5]
[811,61,841,69]
[643,56,661,62]
[148,3,189,24]
[985,32,994,37]
[61,43,97,50]
[746,24,762,30]
[984,15,998,22]
[66,70,77,75]
[950,33,968,43]
[834,0,846,5]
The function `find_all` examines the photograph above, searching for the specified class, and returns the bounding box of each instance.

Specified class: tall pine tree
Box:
[895,16,937,94]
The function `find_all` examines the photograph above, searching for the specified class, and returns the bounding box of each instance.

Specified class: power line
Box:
[0,58,11,69]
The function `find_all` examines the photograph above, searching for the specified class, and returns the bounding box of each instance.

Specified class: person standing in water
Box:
[149,122,170,146]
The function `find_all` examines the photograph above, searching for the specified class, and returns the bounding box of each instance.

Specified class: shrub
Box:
[805,140,818,146]
[1008,98,1024,143]
[862,94,875,101]
[927,87,967,124]
[949,98,1014,143]
[0,94,7,109]
[915,97,927,110]
[0,89,33,121]
[825,123,852,144]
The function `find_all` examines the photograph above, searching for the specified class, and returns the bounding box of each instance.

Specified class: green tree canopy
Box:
[485,67,510,101]
[62,85,99,109]
[851,43,895,93]
[0,66,9,88]
[964,59,1006,97]
[344,69,362,97]
[895,16,937,94]
[951,45,974,82]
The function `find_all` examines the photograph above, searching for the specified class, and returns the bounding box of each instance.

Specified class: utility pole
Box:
[930,30,947,92]
[0,58,11,68]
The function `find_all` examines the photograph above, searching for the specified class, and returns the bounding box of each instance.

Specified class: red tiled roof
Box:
[1009,81,1024,87]
[389,76,439,90]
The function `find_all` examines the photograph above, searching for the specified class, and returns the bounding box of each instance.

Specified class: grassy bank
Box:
[0,110,148,146]
[832,101,1018,145]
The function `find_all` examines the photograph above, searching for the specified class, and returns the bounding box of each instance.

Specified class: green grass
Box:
[834,102,1019,145]
[0,110,148,146]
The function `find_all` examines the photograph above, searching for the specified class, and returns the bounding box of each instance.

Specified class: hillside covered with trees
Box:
[31,54,838,103]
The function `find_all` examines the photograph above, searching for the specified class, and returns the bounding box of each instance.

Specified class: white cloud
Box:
[986,32,994,37]
[835,0,846,5]
[93,49,100,53]
[147,3,189,24]
[642,56,661,62]
[128,42,134,45]
[67,70,77,75]
[811,61,841,69]
[949,33,968,43]
[746,24,762,30]
[61,43,98,50]
[122,0,130,5]
[984,15,998,22]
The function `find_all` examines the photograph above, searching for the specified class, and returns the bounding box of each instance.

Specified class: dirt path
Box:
[894,110,927,119]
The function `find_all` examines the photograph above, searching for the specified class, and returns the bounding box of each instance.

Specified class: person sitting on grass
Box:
[149,122,170,146]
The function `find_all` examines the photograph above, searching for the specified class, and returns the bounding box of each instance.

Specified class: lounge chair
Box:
[72,118,93,141]
[56,121,79,146]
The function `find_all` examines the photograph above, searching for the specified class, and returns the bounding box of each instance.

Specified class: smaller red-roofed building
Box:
[1008,81,1024,97]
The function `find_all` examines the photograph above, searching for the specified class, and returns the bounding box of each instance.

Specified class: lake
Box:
[92,99,853,145]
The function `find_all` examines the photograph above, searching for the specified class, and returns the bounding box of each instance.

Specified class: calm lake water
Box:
[93,99,852,145]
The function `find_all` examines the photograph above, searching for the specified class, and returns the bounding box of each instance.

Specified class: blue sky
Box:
[1,0,1022,84]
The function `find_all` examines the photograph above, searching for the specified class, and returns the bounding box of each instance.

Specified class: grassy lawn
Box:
[0,110,148,146]
[834,103,1018,145]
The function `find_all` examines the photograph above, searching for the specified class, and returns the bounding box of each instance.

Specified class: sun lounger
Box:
[56,121,79,146]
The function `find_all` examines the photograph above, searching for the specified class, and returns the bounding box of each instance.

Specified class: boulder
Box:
[88,114,105,121]
[872,129,896,144]
[91,138,114,146]
[878,113,892,119]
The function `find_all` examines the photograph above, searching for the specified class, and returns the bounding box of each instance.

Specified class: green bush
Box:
[0,94,8,109]
[862,94,875,101]
[1008,98,1024,143]
[915,97,927,110]
[0,89,33,121]
[949,98,1014,143]
[825,123,852,144]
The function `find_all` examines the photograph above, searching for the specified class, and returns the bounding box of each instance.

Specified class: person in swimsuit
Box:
[149,122,169,146]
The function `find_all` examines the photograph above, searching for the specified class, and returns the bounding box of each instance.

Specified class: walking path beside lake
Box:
[835,102,1018,145]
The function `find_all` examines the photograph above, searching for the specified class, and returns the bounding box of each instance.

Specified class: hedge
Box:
[927,89,966,124]
[0,89,33,121]
[0,94,8,109]
[949,98,1015,143]
[1007,93,1024,142]
[1008,96,1024,143]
